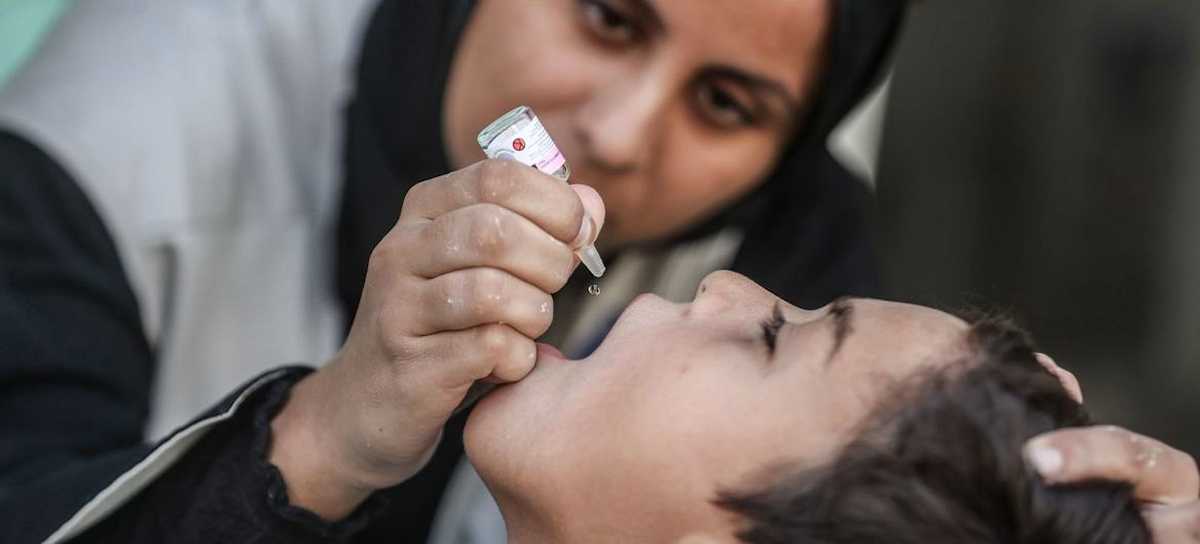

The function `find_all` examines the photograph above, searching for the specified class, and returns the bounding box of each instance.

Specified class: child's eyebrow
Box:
[825,296,856,366]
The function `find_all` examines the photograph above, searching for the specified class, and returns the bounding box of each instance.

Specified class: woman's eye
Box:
[696,83,756,128]
[760,304,786,355]
[580,0,639,44]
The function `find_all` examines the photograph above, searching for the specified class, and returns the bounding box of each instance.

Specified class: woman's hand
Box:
[269,159,604,519]
[1026,426,1199,542]
[1029,354,1200,542]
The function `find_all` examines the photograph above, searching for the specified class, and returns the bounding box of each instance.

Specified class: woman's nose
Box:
[571,67,669,175]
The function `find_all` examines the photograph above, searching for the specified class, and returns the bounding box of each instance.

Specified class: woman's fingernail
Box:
[571,215,596,249]
[1027,444,1064,477]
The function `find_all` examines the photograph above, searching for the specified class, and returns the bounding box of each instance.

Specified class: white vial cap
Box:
[577,245,606,277]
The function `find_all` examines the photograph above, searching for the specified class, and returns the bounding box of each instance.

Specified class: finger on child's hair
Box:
[1024,426,1199,506]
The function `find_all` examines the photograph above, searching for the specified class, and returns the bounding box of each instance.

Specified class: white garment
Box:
[0,0,378,439]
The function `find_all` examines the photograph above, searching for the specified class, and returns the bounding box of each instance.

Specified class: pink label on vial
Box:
[484,114,565,177]
[538,149,566,175]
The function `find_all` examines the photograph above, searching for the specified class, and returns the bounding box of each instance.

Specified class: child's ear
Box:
[1034,353,1083,403]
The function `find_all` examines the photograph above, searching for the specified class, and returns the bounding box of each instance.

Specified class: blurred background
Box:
[0,0,69,84]
[875,0,1200,457]
[1,0,1196,456]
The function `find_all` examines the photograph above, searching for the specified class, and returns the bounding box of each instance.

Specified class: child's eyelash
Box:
[760,303,786,354]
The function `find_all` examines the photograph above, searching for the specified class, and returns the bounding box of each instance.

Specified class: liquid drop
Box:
[587,284,601,296]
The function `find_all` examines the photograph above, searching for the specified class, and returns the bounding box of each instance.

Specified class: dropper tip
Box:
[578,245,605,277]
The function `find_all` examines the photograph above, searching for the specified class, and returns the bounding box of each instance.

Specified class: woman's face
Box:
[465,271,971,541]
[443,0,830,247]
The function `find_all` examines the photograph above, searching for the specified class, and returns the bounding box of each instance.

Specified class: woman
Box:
[0,1,1194,542]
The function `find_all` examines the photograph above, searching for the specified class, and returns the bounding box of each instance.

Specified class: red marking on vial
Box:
[512,138,526,151]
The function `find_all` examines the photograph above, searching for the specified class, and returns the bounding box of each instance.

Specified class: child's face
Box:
[442,0,831,248]
[466,271,971,541]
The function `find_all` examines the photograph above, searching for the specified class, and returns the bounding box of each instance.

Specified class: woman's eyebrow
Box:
[631,0,801,115]
[633,0,666,32]
[824,296,855,365]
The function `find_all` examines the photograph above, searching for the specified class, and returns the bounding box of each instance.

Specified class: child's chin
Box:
[462,390,530,495]
[462,384,517,461]
[461,401,492,466]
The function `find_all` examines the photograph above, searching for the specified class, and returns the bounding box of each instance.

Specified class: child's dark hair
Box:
[717,316,1150,544]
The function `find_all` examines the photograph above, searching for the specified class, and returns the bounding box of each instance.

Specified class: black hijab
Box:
[336,2,908,539]
[338,0,907,314]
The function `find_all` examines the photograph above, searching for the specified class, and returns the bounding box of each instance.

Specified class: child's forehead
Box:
[836,300,970,350]
[805,301,972,384]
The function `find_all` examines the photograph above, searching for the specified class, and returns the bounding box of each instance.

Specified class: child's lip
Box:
[536,342,567,362]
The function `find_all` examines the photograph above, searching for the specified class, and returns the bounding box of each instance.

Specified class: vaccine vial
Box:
[477,106,571,181]
[477,106,605,278]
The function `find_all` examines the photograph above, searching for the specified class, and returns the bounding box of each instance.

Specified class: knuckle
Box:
[449,272,475,303]
[422,217,453,257]
[367,238,398,275]
[398,181,429,218]
[467,206,511,258]
[1092,425,1135,459]
[476,159,520,200]
[1113,431,1146,466]
[404,178,434,206]
[497,340,536,381]
[477,324,514,361]
[466,269,507,314]
[376,302,417,359]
